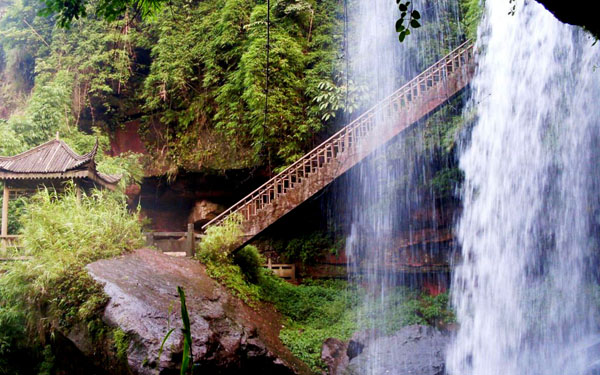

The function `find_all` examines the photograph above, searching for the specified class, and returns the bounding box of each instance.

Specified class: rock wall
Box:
[86,249,311,375]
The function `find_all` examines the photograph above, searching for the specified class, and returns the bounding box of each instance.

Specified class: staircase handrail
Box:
[202,40,474,230]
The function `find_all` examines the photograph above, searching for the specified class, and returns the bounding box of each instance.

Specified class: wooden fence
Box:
[0,235,26,261]
[144,224,200,257]
[265,258,296,282]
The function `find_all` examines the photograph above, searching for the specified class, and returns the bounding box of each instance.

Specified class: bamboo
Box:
[2,185,9,251]
[200,41,474,233]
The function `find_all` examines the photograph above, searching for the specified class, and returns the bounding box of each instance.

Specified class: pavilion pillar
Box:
[1,184,9,250]
[76,183,82,204]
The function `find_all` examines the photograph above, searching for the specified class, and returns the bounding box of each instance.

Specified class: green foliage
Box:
[0,120,24,156]
[199,242,454,373]
[96,151,145,189]
[0,16,144,189]
[8,70,74,147]
[312,79,367,122]
[460,0,483,41]
[0,186,144,368]
[0,185,28,236]
[204,261,261,305]
[39,0,164,28]
[177,286,193,375]
[421,92,472,154]
[0,0,146,177]
[20,186,143,261]
[281,232,342,265]
[395,1,421,42]
[233,245,265,284]
[429,167,463,198]
[38,345,56,375]
[112,328,129,361]
[140,0,345,170]
[197,218,264,304]
[197,215,243,264]
[260,276,454,373]
[418,292,454,326]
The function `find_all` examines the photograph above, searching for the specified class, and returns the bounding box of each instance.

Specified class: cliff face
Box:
[84,249,311,375]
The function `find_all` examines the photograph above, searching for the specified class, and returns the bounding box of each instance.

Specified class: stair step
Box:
[201,41,475,246]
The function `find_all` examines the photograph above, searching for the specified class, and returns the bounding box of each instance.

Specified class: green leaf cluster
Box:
[139,0,345,170]
[395,1,421,42]
[278,231,343,265]
[460,0,483,41]
[0,186,144,372]
[199,240,455,374]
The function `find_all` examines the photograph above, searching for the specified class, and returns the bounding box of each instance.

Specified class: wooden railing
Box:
[1,235,27,261]
[144,224,200,257]
[265,258,296,282]
[203,41,475,242]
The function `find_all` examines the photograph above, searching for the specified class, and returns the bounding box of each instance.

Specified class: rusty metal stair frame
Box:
[202,40,475,242]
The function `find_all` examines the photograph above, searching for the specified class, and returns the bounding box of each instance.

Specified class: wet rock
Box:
[321,338,349,375]
[345,325,449,375]
[188,200,225,227]
[346,340,364,360]
[86,249,309,375]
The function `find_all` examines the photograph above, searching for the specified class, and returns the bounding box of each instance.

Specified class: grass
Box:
[0,186,144,373]
[197,220,454,373]
[201,260,453,373]
[260,276,453,373]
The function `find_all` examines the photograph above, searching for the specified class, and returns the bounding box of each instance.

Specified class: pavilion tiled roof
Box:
[0,139,121,189]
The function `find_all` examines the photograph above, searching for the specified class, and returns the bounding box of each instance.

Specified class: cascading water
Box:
[448,1,600,374]
[342,0,462,373]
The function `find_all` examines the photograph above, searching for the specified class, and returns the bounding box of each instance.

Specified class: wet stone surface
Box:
[86,249,306,375]
[345,325,449,375]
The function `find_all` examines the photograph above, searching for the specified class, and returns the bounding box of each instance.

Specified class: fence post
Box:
[145,232,154,248]
[186,223,195,257]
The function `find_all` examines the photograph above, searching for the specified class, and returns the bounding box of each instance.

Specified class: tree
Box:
[39,0,163,27]
[39,0,600,41]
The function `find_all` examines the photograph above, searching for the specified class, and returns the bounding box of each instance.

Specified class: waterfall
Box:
[448,1,600,374]
[343,0,461,373]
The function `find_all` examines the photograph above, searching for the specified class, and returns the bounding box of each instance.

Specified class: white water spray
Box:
[344,0,461,373]
[448,1,600,374]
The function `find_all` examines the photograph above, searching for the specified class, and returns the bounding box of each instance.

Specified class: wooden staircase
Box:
[202,41,475,244]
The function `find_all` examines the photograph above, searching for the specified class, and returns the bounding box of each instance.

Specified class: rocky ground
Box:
[86,249,311,375]
[322,325,450,375]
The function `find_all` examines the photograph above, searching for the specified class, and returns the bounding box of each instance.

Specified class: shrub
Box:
[281,232,343,265]
[203,262,261,305]
[257,274,359,372]
[233,245,265,283]
[197,215,243,264]
[418,292,454,326]
[0,186,144,370]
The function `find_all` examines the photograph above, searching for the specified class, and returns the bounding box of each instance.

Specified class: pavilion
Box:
[0,137,121,245]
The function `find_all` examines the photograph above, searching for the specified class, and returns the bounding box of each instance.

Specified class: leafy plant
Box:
[0,186,144,371]
[177,286,193,375]
[39,0,164,28]
[197,214,243,263]
[233,244,265,283]
[395,1,421,42]
[281,232,343,265]
[113,328,129,361]
[312,79,367,122]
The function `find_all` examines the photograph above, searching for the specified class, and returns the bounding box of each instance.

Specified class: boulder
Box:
[321,338,349,375]
[86,249,310,375]
[188,200,225,226]
[345,325,449,375]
